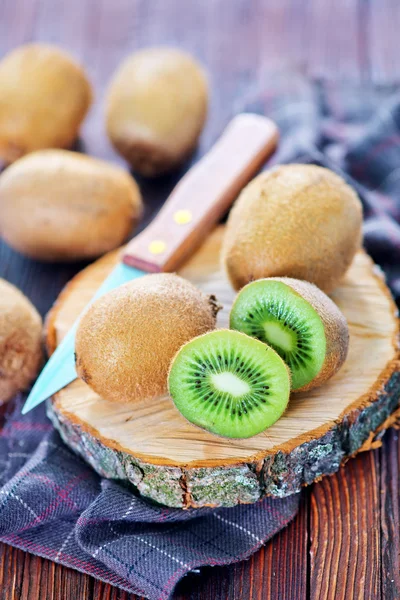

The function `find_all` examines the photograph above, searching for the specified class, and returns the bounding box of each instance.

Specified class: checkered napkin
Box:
[0,397,299,599]
[1,76,400,599]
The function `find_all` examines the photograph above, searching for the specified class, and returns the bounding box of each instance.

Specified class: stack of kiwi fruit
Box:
[0,43,208,261]
[75,164,363,440]
[0,42,363,442]
[0,42,209,403]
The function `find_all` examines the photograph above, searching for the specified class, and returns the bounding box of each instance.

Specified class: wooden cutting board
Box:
[46,226,400,509]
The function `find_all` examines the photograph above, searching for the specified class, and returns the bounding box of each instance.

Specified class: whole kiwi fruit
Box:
[222,164,363,293]
[105,47,208,176]
[0,43,92,164]
[75,274,221,404]
[0,149,143,261]
[0,279,43,403]
[230,277,349,392]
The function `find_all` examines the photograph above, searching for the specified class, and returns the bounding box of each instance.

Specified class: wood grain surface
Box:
[1,0,400,597]
[44,227,400,509]
[48,229,398,465]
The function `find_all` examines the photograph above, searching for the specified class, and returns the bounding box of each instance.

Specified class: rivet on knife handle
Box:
[122,113,279,273]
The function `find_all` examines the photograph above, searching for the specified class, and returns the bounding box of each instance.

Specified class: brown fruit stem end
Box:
[208,294,223,319]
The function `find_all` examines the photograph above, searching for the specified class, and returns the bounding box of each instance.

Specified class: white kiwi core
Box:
[211,372,251,397]
[263,322,295,352]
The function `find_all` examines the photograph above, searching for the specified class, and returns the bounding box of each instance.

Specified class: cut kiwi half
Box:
[230,277,349,392]
[168,329,290,439]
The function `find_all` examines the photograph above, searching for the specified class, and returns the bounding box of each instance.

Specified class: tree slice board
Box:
[46,226,400,509]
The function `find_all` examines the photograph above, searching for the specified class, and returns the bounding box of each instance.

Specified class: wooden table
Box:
[1,1,399,598]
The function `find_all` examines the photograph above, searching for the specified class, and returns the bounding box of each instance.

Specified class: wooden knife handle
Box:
[122,113,279,272]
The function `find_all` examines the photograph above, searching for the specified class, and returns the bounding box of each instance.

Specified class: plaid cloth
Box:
[1,76,400,599]
[241,73,400,301]
[0,397,300,599]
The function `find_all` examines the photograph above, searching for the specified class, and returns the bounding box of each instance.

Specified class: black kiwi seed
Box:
[233,296,314,369]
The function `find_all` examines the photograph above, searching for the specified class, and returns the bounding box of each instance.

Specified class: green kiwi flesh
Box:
[230,279,327,390]
[168,329,290,439]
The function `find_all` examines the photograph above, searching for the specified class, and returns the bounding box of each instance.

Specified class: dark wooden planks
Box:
[2,440,396,600]
[256,495,308,600]
[307,0,364,82]
[91,580,145,600]
[253,0,307,74]
[379,428,400,600]
[0,0,400,598]
[367,0,400,84]
[0,545,94,599]
[0,499,308,600]
[309,428,400,600]
[0,544,27,600]
[174,497,308,600]
[0,497,308,600]
[0,0,39,54]
[309,450,381,599]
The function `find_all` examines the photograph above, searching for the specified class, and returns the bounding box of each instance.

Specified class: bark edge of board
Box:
[44,231,400,508]
[47,364,400,508]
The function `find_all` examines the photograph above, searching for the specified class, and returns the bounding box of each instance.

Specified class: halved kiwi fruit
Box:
[168,329,290,439]
[230,278,349,392]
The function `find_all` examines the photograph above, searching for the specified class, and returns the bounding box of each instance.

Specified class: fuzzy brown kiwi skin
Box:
[0,43,92,164]
[109,135,198,179]
[105,47,208,177]
[0,149,143,262]
[222,164,363,294]
[264,277,350,392]
[75,273,221,404]
[0,279,43,403]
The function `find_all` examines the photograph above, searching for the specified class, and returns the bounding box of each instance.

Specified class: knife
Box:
[22,113,279,414]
